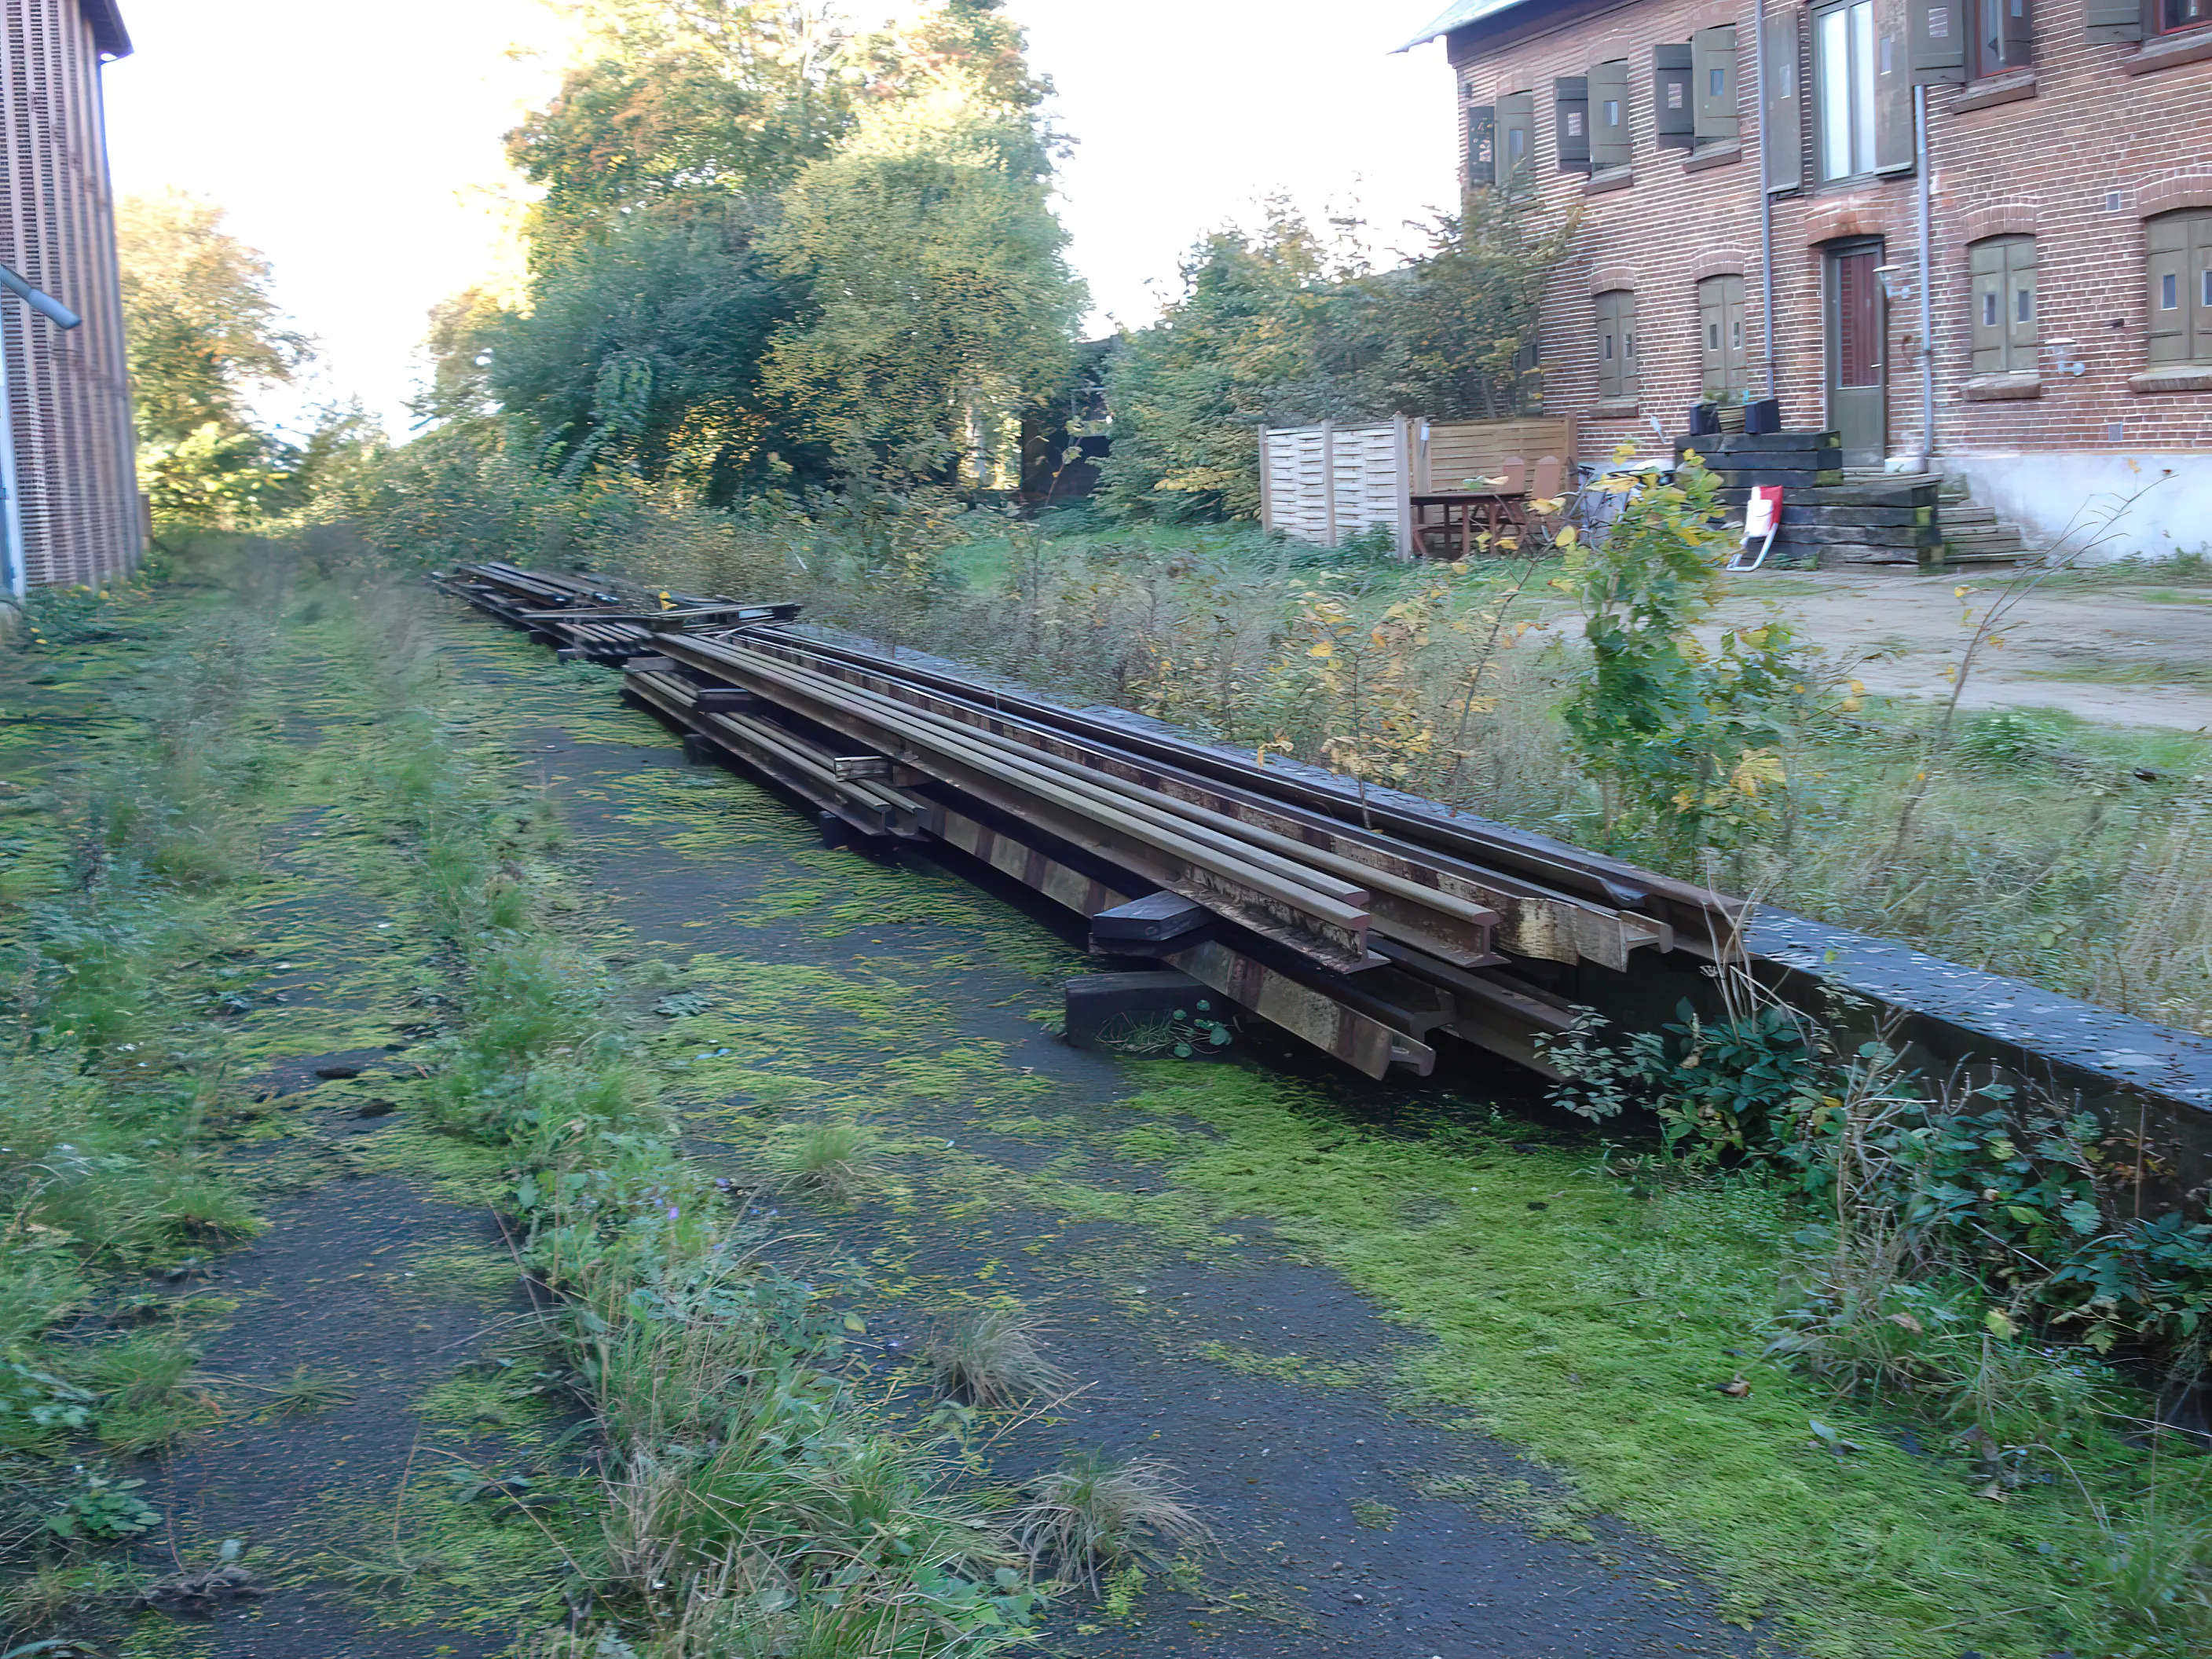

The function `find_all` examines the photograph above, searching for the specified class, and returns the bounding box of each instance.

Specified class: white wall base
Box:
[1947,452,2212,562]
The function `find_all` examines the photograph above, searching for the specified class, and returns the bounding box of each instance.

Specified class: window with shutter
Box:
[1594,291,1638,401]
[1555,76,1591,172]
[1595,291,1620,400]
[2144,212,2198,366]
[1467,104,1496,187]
[1763,8,1804,191]
[2082,0,2142,40]
[1816,1,1880,180]
[1697,274,1748,396]
[1692,27,1739,143]
[1910,0,1968,80]
[1499,93,1536,180]
[1591,60,1631,167]
[1654,44,1695,149]
[1968,236,2035,373]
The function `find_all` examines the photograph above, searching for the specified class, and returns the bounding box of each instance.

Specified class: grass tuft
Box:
[775,1120,882,1201]
[922,1304,1068,1408]
[1013,1455,1209,1592]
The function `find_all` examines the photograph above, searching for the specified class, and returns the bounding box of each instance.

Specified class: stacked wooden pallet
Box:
[438,563,1745,1082]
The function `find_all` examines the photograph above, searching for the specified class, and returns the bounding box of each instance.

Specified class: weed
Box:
[775,1120,882,1201]
[921,1305,1069,1407]
[1350,1497,1398,1530]
[1013,1455,1208,1592]
[0,1558,138,1632]
[261,1365,355,1416]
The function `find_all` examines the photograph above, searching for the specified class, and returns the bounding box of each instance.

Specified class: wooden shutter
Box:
[1877,0,1915,170]
[2195,215,2212,365]
[2147,214,2189,367]
[1595,291,1620,399]
[1693,26,1740,141]
[2005,237,2039,372]
[1763,8,1804,192]
[1499,92,1536,180]
[2001,0,2034,62]
[2082,0,2144,41]
[1620,291,1640,397]
[1591,60,1631,167]
[1968,239,2007,372]
[1911,0,1968,81]
[1723,275,1748,392]
[1467,105,1496,187]
[1654,44,1695,149]
[1555,76,1591,173]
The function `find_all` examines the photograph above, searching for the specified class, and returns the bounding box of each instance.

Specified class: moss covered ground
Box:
[1,551,2201,1657]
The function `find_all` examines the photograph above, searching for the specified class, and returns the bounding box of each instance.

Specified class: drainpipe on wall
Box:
[1755,0,1778,401]
[1917,82,1936,471]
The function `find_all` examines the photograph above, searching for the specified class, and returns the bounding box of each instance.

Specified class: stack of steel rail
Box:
[437,562,1745,1081]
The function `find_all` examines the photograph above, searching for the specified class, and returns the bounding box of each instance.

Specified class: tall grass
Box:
[345,449,2212,1034]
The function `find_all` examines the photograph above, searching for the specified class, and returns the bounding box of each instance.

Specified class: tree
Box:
[759,53,1084,482]
[116,191,313,524]
[509,1,853,249]
[485,212,821,500]
[1097,189,1573,522]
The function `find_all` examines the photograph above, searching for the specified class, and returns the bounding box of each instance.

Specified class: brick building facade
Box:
[2,0,140,593]
[1404,0,2212,557]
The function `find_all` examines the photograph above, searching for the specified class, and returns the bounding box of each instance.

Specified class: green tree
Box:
[116,190,312,525]
[1097,190,1571,523]
[510,1,853,249]
[760,49,1084,482]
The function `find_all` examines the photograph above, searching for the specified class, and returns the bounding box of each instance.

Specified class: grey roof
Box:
[1395,0,1534,51]
[81,0,131,58]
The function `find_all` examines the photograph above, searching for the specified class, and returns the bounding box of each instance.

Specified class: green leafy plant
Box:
[46,1472,160,1540]
[1557,449,1816,861]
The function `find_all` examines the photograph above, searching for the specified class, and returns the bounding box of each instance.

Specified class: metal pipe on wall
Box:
[1755,0,1778,402]
[1917,82,1936,470]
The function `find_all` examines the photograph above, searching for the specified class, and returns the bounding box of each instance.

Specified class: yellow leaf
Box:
[1553,523,1577,547]
[1848,679,1865,695]
[1308,643,1334,658]
[1984,1309,2017,1340]
[1954,585,1972,598]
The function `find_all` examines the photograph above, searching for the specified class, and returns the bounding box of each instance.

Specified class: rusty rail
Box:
[434,562,1739,1081]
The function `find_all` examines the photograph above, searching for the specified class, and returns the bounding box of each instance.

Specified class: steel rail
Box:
[655,635,1382,972]
[724,631,1661,969]
[680,635,1506,970]
[751,628,1741,951]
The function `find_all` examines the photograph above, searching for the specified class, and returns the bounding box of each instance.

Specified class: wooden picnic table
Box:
[1410,492,1529,558]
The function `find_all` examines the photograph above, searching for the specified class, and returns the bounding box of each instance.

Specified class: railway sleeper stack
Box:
[1673,431,1957,570]
[436,562,1746,1083]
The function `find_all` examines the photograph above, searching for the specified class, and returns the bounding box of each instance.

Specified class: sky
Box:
[100,1,1459,438]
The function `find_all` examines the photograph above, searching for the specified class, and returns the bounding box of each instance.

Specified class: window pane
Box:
[1851,1,1877,176]
[1509,129,1525,160]
[2163,273,2180,309]
[2016,287,2032,323]
[1604,98,1621,124]
[1819,9,1851,179]
[2203,269,2211,308]
[1709,67,1725,95]
[1983,292,1998,326]
[1980,0,2004,71]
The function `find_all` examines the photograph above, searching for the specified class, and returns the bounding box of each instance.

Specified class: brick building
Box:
[1403,0,2212,558]
[2,0,140,594]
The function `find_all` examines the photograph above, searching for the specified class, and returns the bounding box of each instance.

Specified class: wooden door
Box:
[1826,244,1885,467]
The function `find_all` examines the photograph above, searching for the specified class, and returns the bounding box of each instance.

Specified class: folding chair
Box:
[1727,485,1783,572]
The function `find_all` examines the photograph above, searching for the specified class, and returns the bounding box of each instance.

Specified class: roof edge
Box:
[81,0,131,59]
[1395,0,1536,52]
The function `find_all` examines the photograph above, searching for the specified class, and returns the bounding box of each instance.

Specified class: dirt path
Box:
[1705,570,2212,731]
[436,624,1778,1658]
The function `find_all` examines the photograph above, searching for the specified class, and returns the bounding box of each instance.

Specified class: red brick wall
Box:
[1447,0,2212,490]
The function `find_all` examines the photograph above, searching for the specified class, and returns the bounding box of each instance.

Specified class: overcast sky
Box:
[101,2,1458,437]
